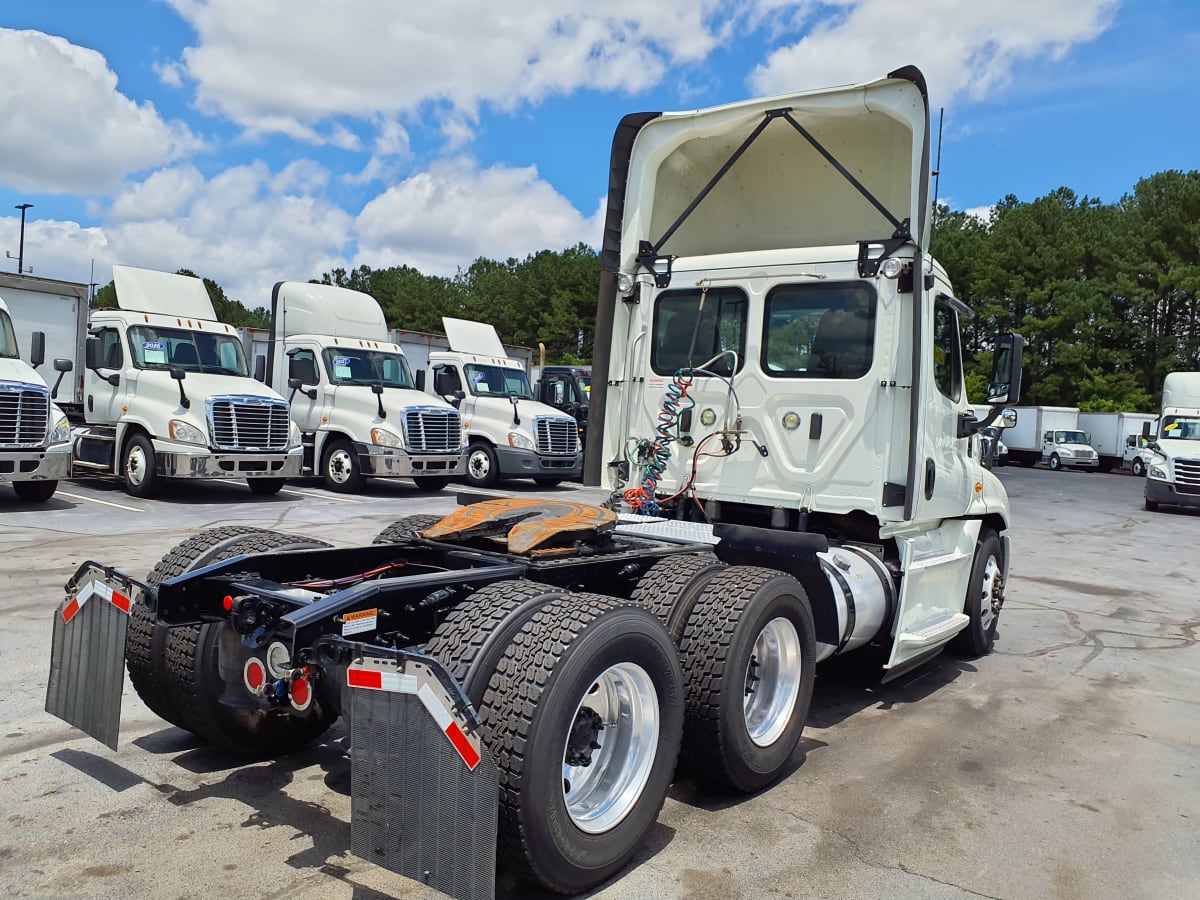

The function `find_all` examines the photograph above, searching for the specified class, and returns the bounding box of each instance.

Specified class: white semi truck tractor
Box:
[255,282,466,492]
[0,295,74,502]
[48,68,1023,900]
[72,266,303,497]
[1142,371,1200,511]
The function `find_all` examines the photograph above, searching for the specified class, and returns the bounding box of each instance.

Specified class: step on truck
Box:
[1142,371,1200,511]
[0,294,74,502]
[247,282,467,493]
[46,67,1024,900]
[71,266,303,497]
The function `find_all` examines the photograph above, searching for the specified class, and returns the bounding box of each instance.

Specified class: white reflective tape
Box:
[94,581,114,604]
[381,671,419,693]
[76,582,98,606]
[417,682,453,731]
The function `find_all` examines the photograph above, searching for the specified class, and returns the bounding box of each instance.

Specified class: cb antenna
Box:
[932,106,944,210]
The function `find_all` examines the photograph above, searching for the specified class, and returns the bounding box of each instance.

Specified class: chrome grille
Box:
[1177,458,1200,494]
[207,396,290,451]
[0,381,49,448]
[403,408,462,453]
[535,417,577,454]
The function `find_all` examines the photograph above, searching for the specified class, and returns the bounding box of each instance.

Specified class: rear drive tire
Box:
[411,475,450,492]
[631,554,727,645]
[483,595,683,893]
[247,478,286,495]
[465,442,500,488]
[678,566,816,793]
[321,437,364,493]
[12,480,57,502]
[123,432,161,498]
[372,514,443,543]
[950,528,1003,657]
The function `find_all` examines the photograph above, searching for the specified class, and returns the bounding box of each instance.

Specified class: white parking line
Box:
[57,490,145,513]
[277,487,363,504]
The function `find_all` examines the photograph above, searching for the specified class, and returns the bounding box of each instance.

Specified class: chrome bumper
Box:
[355,442,467,478]
[0,444,73,482]
[155,443,304,479]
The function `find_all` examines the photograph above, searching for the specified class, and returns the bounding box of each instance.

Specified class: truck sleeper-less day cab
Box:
[258,282,466,493]
[1143,371,1200,511]
[0,296,73,501]
[73,266,303,497]
[47,68,1023,900]
[534,363,590,448]
[426,317,582,488]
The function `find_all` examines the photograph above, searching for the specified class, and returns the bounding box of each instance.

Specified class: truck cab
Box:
[535,364,589,449]
[258,283,466,493]
[1041,429,1099,471]
[0,296,73,502]
[427,318,582,488]
[1143,372,1200,511]
[74,266,302,497]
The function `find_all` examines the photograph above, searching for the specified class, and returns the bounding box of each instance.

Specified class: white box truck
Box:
[1004,406,1097,469]
[252,282,467,492]
[0,292,74,502]
[73,266,303,497]
[1077,411,1157,472]
[1143,372,1200,511]
[404,317,582,487]
[48,68,1029,899]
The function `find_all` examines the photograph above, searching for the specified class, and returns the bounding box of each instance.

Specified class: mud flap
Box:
[45,570,135,750]
[350,659,498,900]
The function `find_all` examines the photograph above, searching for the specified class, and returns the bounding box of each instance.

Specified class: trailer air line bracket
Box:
[635,106,909,290]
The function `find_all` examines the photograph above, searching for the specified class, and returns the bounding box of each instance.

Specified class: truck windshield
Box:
[1161,416,1200,441]
[129,326,248,376]
[1053,431,1088,444]
[322,349,414,388]
[577,374,591,399]
[464,364,532,399]
[0,311,17,359]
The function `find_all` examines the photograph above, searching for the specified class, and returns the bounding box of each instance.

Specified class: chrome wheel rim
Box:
[468,448,491,480]
[327,447,354,484]
[562,662,659,834]
[743,617,802,748]
[127,444,148,486]
[979,554,1001,631]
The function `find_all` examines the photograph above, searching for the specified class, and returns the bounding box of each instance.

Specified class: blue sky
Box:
[0,0,1196,303]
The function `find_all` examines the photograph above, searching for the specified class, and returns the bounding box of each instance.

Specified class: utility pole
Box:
[11,203,33,274]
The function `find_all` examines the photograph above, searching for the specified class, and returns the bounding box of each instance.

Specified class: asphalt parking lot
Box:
[1,466,1198,899]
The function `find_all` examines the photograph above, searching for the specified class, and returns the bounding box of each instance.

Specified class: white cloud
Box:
[109,167,206,223]
[0,29,202,194]
[355,158,604,275]
[162,0,723,138]
[748,0,1120,109]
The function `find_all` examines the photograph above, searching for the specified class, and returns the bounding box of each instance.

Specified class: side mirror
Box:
[253,356,266,382]
[53,358,73,373]
[287,377,302,391]
[999,408,1017,428]
[415,369,426,392]
[85,337,101,370]
[553,382,565,405]
[170,367,186,381]
[986,333,1024,405]
[169,368,190,409]
[1141,421,1152,439]
[371,383,384,395]
[30,332,46,368]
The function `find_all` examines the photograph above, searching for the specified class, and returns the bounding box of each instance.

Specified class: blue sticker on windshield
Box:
[142,341,165,351]
[332,356,351,366]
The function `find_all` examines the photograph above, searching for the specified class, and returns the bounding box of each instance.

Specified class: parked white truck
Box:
[73,266,303,497]
[416,317,582,487]
[1004,405,1097,469]
[0,294,74,501]
[250,282,466,492]
[1143,372,1200,511]
[1077,411,1157,473]
[49,68,1026,900]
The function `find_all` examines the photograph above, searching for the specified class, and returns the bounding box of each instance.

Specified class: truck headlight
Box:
[508,432,534,450]
[371,428,403,448]
[169,419,207,445]
[288,420,302,448]
[48,416,72,445]
[1149,465,1167,480]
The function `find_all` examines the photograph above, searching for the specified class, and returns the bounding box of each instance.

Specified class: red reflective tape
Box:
[347,668,382,689]
[61,597,81,625]
[445,721,480,771]
[110,590,131,614]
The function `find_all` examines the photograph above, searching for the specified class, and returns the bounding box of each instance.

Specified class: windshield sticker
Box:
[141,341,167,364]
[332,356,352,378]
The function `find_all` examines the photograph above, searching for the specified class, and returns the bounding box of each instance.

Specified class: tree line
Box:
[88,169,1199,409]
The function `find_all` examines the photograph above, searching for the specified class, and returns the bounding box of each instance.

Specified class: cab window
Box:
[652,287,746,376]
[932,300,963,401]
[761,283,875,378]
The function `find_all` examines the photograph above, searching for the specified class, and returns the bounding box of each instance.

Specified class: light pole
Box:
[13,203,33,275]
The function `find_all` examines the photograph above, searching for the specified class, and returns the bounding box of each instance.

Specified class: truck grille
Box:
[535,417,577,455]
[403,408,462,453]
[207,396,290,451]
[0,382,49,448]
[1177,458,1200,494]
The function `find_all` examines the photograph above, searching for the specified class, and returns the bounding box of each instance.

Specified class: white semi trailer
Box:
[250,282,467,492]
[48,67,1024,900]
[1143,371,1200,511]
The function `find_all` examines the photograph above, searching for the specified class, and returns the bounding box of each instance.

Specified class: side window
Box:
[762,282,875,378]
[290,348,319,384]
[433,364,461,396]
[100,328,124,369]
[932,301,962,401]
[652,287,746,376]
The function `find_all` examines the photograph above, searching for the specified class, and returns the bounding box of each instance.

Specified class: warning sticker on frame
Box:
[342,608,378,636]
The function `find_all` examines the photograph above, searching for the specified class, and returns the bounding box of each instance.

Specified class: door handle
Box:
[924,457,936,499]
